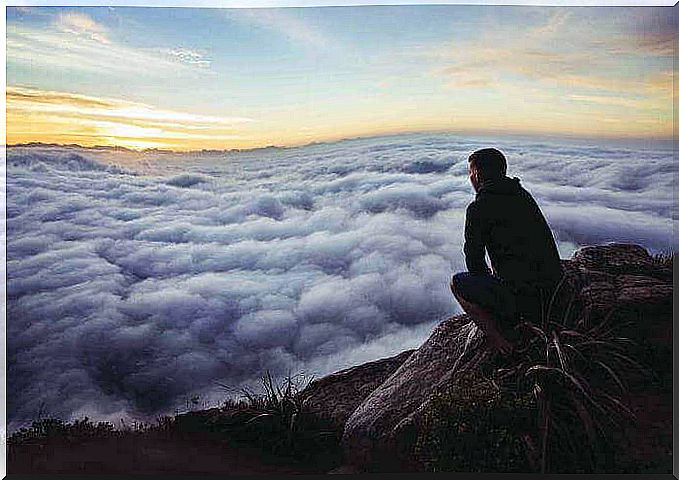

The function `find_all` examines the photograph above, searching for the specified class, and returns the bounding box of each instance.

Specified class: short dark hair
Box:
[468,148,507,180]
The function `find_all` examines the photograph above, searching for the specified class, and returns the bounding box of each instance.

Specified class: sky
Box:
[6,5,676,150]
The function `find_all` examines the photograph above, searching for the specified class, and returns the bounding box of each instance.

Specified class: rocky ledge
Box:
[300,243,673,473]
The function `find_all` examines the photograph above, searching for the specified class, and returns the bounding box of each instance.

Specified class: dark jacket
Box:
[463,175,563,291]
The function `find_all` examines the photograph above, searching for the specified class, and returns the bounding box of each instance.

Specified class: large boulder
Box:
[299,349,415,431]
[341,315,491,471]
[335,243,672,472]
[571,243,671,280]
[559,243,671,320]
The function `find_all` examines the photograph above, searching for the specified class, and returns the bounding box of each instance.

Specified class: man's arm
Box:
[463,202,491,275]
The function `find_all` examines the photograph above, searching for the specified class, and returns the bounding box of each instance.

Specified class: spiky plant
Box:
[652,252,673,269]
[241,370,313,447]
[491,279,644,473]
[215,371,340,462]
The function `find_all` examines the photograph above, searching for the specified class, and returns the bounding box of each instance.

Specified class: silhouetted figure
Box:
[451,148,563,355]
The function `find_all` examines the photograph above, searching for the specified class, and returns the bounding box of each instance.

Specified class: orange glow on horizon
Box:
[7,85,673,152]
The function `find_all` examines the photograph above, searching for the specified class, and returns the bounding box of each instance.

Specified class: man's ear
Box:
[471,168,480,185]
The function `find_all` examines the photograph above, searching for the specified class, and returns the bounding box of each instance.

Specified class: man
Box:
[451,148,563,355]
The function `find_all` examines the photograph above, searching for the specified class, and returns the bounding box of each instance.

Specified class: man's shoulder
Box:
[466,198,484,216]
[467,194,492,214]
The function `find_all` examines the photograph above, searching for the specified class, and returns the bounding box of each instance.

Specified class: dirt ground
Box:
[8,432,330,475]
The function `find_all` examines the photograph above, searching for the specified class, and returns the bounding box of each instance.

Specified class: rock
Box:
[299,349,415,431]
[329,243,672,472]
[560,244,672,319]
[615,275,673,306]
[341,315,492,471]
[571,243,671,281]
[578,281,618,313]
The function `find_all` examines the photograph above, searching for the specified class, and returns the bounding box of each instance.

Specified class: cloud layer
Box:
[6,133,674,429]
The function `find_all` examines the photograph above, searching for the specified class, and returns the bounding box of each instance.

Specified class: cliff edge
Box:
[301,243,673,473]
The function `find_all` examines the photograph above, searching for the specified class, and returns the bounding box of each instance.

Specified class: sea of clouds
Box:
[6,133,674,429]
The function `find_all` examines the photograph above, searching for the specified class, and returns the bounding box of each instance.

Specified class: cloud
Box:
[166,48,211,68]
[56,11,111,44]
[6,133,673,431]
[634,32,674,56]
[11,6,52,17]
[229,8,336,54]
[620,8,677,57]
[7,86,254,149]
[7,16,213,80]
[428,8,672,106]
[557,73,671,99]
[528,9,572,38]
[569,94,666,111]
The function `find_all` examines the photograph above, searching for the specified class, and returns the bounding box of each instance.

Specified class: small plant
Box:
[652,252,673,268]
[9,417,117,445]
[215,371,341,463]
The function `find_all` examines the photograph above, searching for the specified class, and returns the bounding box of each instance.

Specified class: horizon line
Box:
[5,128,674,155]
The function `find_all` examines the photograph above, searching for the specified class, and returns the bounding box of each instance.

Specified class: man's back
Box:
[464,175,562,289]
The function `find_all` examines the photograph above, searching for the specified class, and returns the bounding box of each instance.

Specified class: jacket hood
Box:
[477,176,522,196]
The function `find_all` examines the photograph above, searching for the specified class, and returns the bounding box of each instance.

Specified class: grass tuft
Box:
[652,252,673,268]
[488,283,644,473]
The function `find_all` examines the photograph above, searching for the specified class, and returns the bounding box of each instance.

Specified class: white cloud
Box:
[6,133,673,430]
[166,48,212,68]
[7,19,213,79]
[569,94,664,111]
[527,8,572,38]
[56,11,111,44]
[229,8,336,53]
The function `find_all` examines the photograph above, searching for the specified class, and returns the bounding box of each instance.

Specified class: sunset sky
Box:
[7,5,675,150]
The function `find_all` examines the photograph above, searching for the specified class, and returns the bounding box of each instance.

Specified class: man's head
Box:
[468,148,507,192]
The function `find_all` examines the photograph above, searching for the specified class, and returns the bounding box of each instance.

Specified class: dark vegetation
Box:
[185,371,342,467]
[9,372,343,474]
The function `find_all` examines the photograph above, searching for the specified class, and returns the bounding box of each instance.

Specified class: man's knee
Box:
[450,272,463,294]
[451,272,471,299]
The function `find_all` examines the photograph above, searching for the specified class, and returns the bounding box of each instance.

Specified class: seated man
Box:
[451,148,563,355]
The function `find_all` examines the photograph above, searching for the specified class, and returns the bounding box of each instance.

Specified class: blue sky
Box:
[7,5,675,149]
